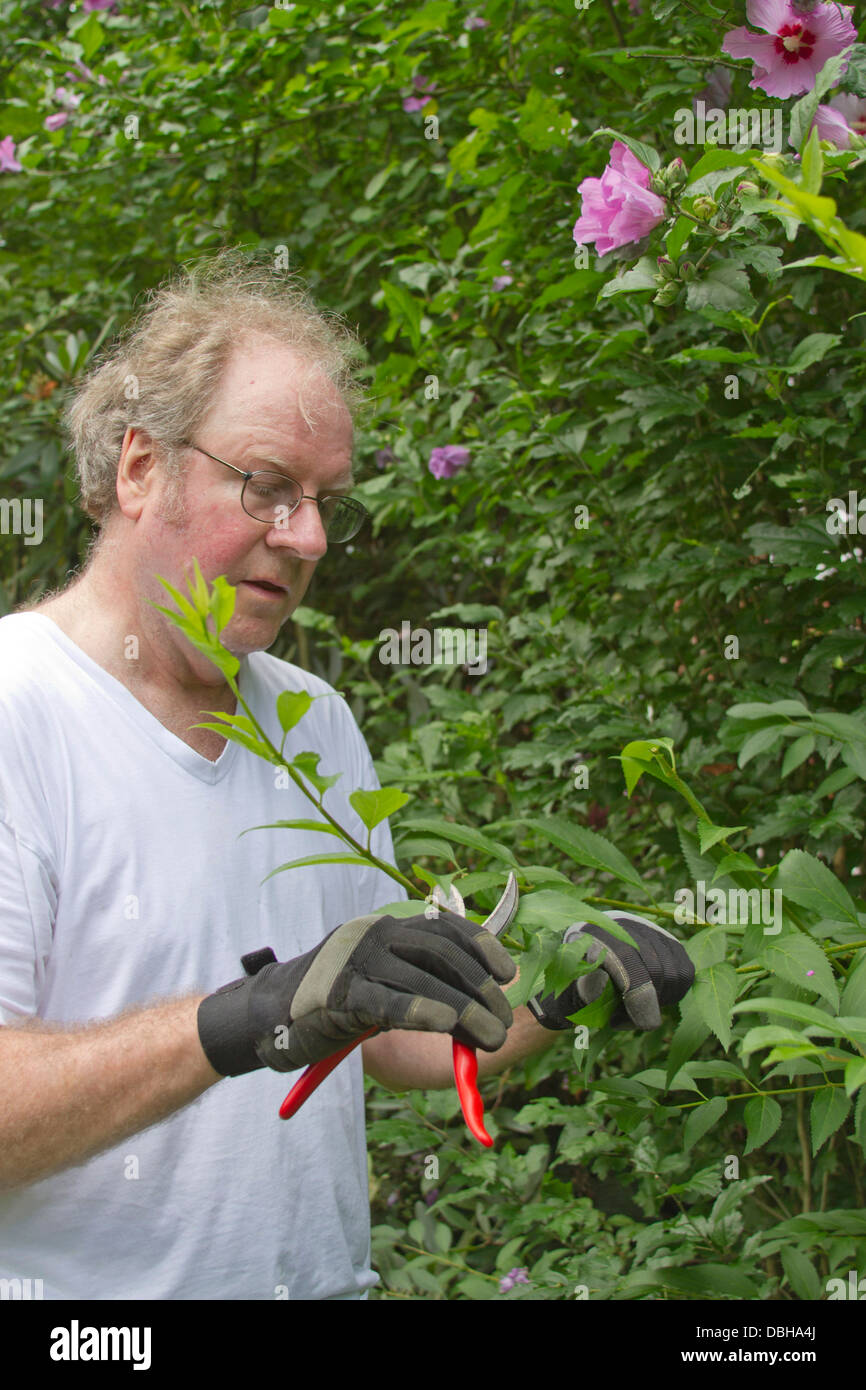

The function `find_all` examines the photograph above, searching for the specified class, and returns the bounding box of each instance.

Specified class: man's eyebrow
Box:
[252,454,355,490]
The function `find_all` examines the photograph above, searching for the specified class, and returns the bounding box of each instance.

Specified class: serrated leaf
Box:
[780,1246,822,1301]
[777,848,860,925]
[810,1086,851,1154]
[697,821,747,854]
[518,816,647,893]
[757,931,839,1009]
[787,332,840,373]
[684,1095,727,1152]
[349,787,412,831]
[399,818,518,867]
[743,1094,783,1154]
[844,1057,866,1097]
[693,962,738,1049]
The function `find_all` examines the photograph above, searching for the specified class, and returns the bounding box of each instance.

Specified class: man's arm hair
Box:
[0,996,222,1191]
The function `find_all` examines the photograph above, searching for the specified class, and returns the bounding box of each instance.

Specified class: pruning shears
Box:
[279,871,520,1147]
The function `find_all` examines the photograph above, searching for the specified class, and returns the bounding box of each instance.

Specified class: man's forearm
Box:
[363,1005,560,1092]
[0,996,223,1191]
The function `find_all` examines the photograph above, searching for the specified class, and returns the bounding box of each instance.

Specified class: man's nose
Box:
[267,498,328,559]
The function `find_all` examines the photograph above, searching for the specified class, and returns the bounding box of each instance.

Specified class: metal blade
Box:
[431,882,465,916]
[480,870,519,938]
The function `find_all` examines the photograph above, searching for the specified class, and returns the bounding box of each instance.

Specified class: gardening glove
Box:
[526,912,694,1032]
[197,909,517,1076]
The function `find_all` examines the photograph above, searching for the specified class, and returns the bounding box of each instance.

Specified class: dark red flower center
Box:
[773,22,817,65]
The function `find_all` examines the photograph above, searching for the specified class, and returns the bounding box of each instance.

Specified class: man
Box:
[0,254,692,1300]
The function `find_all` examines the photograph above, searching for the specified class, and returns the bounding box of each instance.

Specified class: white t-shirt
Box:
[0,612,406,1300]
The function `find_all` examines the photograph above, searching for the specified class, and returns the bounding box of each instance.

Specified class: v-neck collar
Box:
[17,612,249,785]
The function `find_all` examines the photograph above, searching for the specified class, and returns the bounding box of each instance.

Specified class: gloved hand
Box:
[527,912,694,1032]
[197,908,517,1076]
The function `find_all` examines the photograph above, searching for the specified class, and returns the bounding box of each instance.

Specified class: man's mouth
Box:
[239,579,290,600]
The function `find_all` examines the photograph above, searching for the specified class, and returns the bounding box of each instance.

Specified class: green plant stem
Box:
[674,1080,846,1109]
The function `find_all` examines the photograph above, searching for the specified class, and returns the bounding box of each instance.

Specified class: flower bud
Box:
[656,255,677,281]
[678,260,695,281]
[652,281,680,306]
[691,194,717,221]
[735,180,760,196]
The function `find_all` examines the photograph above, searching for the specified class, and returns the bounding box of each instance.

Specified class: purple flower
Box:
[404,76,437,112]
[44,112,69,131]
[375,447,395,469]
[428,445,470,479]
[83,0,119,10]
[464,14,489,26]
[499,1267,530,1293]
[722,0,857,99]
[573,140,667,256]
[53,87,82,109]
[801,92,866,147]
[386,1191,400,1207]
[491,275,513,291]
[424,1188,439,1205]
[0,136,23,172]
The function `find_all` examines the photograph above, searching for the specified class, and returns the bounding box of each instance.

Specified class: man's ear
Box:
[116,426,160,519]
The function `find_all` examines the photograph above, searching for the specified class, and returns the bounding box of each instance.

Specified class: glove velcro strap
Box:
[197,979,263,1077]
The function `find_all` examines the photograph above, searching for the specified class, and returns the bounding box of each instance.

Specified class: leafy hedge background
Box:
[3,0,866,1300]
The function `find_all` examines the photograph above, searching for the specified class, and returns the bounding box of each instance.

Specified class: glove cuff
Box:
[526,985,579,1031]
[197,978,263,1077]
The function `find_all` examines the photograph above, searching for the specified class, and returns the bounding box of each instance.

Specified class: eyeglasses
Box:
[180,441,368,543]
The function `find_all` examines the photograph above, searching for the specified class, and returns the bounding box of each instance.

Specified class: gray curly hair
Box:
[63,247,367,524]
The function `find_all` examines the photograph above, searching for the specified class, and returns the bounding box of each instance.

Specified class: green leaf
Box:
[598,257,658,299]
[263,853,374,881]
[780,1247,822,1301]
[844,1057,866,1097]
[800,125,823,196]
[74,13,105,62]
[697,821,746,854]
[782,733,815,777]
[758,932,839,1009]
[692,962,738,1049]
[518,816,647,894]
[193,723,274,760]
[786,332,841,374]
[379,280,423,353]
[684,1096,727,1152]
[241,818,344,839]
[291,751,342,797]
[589,127,661,172]
[810,1086,851,1155]
[685,262,755,315]
[776,848,860,925]
[349,787,412,831]
[398,818,518,867]
[276,690,313,734]
[742,1094,783,1155]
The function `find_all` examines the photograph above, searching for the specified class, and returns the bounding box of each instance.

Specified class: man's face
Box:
[137,338,355,660]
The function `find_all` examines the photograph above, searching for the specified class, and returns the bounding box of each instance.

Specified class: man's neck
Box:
[31,561,237,762]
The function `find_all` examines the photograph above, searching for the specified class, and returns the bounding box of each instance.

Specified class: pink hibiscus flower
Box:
[573,140,666,256]
[0,136,23,172]
[428,445,470,479]
[722,0,858,99]
[801,92,866,147]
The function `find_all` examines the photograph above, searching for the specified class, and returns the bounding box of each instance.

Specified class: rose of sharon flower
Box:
[403,76,437,112]
[722,0,858,99]
[499,1267,530,1293]
[83,0,119,11]
[0,136,23,172]
[428,445,470,479]
[809,92,866,148]
[573,141,666,256]
[44,112,69,131]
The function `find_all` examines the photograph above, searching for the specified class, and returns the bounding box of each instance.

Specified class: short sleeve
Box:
[0,812,57,1022]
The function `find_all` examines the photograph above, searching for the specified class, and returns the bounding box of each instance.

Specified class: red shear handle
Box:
[280,1028,379,1119]
[452,1039,494,1147]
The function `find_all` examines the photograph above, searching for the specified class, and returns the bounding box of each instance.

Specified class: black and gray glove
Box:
[527,912,694,1032]
[198,909,518,1076]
